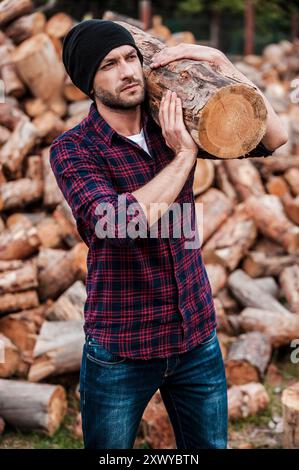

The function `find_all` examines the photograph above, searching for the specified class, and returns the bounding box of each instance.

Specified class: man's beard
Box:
[94,83,146,110]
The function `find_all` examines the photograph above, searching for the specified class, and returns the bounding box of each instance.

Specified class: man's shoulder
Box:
[50,120,87,151]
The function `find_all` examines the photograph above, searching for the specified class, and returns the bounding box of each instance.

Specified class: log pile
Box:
[0,3,298,447]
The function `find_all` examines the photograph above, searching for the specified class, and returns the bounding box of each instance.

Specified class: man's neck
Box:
[95,99,142,136]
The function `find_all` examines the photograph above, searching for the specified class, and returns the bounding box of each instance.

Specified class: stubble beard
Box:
[94,82,146,110]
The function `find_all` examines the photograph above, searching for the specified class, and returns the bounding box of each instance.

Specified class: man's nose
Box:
[119,59,135,78]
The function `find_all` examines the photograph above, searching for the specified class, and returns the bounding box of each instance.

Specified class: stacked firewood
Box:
[0,1,298,448]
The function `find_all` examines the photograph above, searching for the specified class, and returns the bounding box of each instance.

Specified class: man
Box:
[49,19,287,449]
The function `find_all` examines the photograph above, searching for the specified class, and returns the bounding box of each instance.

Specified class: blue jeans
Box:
[79,327,228,449]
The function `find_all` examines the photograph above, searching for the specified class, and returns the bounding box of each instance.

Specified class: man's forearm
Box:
[132,152,195,228]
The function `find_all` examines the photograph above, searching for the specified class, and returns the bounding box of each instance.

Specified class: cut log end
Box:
[47,385,67,436]
[198,84,267,158]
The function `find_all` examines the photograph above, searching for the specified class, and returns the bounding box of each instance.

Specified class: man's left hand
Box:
[149,43,228,69]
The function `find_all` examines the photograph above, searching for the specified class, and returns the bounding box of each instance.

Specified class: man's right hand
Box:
[158,89,198,164]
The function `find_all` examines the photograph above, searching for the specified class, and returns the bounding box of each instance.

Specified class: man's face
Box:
[92,44,146,109]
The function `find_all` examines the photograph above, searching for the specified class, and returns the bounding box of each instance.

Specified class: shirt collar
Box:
[88,100,151,147]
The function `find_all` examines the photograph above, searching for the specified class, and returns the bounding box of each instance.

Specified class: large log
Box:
[42,147,64,207]
[0,118,38,179]
[225,332,272,386]
[228,269,290,315]
[0,305,46,376]
[45,280,86,321]
[4,11,46,44]
[205,263,227,296]
[195,188,233,244]
[0,260,38,294]
[0,290,39,316]
[116,21,268,159]
[245,195,299,254]
[202,205,257,270]
[0,378,67,435]
[45,12,74,39]
[52,200,82,248]
[28,320,84,382]
[0,332,20,378]
[223,159,265,200]
[11,33,66,116]
[0,177,43,210]
[0,43,25,97]
[228,382,270,420]
[239,307,299,347]
[0,0,33,28]
[0,222,41,260]
[243,249,299,278]
[279,265,299,313]
[192,159,214,196]
[214,168,238,212]
[37,243,87,300]
[282,382,299,449]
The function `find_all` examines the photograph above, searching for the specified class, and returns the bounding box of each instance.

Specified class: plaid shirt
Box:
[49,100,272,360]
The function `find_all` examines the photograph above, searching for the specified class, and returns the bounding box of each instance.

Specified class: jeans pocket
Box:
[86,335,126,366]
[199,328,217,347]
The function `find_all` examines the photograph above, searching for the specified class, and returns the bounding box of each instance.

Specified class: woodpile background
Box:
[0,1,298,449]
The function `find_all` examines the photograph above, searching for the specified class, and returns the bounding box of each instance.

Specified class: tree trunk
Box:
[116,21,268,159]
[0,0,33,28]
[4,12,46,44]
[225,332,272,386]
[45,280,86,321]
[245,195,299,254]
[0,378,67,435]
[203,205,257,270]
[279,265,299,313]
[195,188,233,244]
[228,269,291,315]
[228,382,269,420]
[282,382,299,448]
[240,307,299,347]
[11,33,66,116]
[28,320,84,382]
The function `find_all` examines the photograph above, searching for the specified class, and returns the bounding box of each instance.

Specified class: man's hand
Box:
[150,43,226,69]
[159,88,198,163]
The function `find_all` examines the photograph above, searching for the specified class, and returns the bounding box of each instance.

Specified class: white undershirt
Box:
[126,128,152,157]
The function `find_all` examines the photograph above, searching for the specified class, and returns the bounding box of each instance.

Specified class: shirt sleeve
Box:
[49,137,149,248]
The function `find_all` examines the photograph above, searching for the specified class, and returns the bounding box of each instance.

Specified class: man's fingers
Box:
[162,91,170,130]
[168,91,176,130]
[174,97,184,131]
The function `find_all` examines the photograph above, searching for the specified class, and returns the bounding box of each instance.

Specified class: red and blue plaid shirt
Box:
[49,100,271,360]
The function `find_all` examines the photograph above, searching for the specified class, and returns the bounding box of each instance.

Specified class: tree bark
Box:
[228,382,269,420]
[28,320,84,382]
[228,269,291,315]
[0,378,67,435]
[225,332,272,386]
[282,382,299,449]
[240,307,299,347]
[116,21,268,159]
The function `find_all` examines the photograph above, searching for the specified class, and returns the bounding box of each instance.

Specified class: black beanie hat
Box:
[62,19,144,99]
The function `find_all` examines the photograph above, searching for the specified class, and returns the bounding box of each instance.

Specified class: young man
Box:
[50,20,287,449]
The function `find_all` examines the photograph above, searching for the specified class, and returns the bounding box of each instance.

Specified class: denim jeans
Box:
[79,327,228,449]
